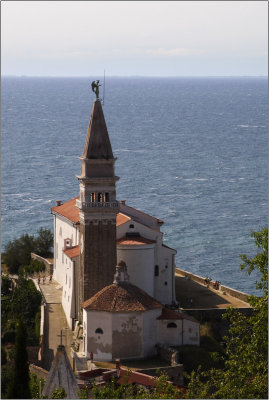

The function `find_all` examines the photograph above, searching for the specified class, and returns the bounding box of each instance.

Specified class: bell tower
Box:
[76,95,119,314]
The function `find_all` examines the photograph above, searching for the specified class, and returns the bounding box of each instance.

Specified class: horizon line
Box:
[2,74,267,79]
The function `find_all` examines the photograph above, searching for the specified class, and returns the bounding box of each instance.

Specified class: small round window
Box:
[95,328,103,334]
[129,224,134,229]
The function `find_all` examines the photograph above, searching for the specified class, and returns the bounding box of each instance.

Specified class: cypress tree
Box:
[7,319,31,399]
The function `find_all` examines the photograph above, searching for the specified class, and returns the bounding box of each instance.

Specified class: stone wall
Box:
[156,343,179,365]
[29,364,49,379]
[31,253,53,275]
[139,365,184,386]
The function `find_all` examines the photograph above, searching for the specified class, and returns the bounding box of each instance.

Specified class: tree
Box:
[4,228,53,274]
[4,233,36,274]
[7,320,31,399]
[35,227,53,258]
[186,228,268,399]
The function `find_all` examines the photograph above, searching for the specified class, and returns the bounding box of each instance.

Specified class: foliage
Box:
[19,259,46,278]
[51,387,67,398]
[11,277,42,345]
[92,373,182,399]
[186,228,268,399]
[1,364,13,398]
[1,275,12,296]
[29,374,45,399]
[1,275,42,346]
[77,387,89,399]
[1,345,7,365]
[35,227,53,257]
[4,233,36,274]
[6,320,31,399]
[4,228,53,274]
[176,344,224,375]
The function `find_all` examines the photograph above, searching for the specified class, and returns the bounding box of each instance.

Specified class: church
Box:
[51,86,199,361]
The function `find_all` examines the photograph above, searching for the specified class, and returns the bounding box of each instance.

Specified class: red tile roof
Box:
[117,369,156,387]
[51,199,131,227]
[64,245,80,259]
[82,282,162,312]
[51,197,80,224]
[117,213,131,226]
[117,236,156,245]
[156,308,198,323]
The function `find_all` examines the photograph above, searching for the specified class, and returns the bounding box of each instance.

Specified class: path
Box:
[175,271,251,309]
[38,279,73,371]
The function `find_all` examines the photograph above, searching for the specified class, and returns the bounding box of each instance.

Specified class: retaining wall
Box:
[139,365,184,386]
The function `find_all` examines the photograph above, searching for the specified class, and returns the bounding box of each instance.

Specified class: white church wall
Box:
[182,319,200,346]
[61,257,78,329]
[117,245,155,297]
[157,319,183,346]
[142,309,161,357]
[112,312,144,359]
[84,310,113,361]
[53,214,79,286]
[154,245,176,305]
[116,219,161,242]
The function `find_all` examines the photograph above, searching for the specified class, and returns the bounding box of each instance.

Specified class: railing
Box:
[81,201,119,208]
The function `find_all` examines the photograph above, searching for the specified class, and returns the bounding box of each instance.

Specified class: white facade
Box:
[52,200,177,329]
[83,306,200,362]
[53,214,79,286]
[157,318,200,347]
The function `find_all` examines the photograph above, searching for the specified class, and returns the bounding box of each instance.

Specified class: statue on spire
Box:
[91,80,102,100]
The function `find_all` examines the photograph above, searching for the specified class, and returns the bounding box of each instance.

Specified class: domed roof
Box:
[82,282,162,312]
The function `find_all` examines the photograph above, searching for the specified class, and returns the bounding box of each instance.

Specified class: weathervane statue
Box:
[91,80,102,100]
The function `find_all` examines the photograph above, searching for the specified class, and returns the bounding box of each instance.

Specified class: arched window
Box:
[105,192,110,202]
[167,322,177,328]
[95,328,103,334]
[90,193,95,203]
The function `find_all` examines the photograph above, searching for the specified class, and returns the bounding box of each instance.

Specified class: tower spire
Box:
[76,93,119,318]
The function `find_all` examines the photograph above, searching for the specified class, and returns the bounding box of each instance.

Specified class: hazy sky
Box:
[1,1,268,76]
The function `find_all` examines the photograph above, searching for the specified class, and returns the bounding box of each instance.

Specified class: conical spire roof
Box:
[42,345,79,399]
[82,100,114,159]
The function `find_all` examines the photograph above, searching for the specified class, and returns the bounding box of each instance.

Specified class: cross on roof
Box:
[57,330,65,345]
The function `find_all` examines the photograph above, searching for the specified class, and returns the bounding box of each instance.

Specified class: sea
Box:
[1,76,267,295]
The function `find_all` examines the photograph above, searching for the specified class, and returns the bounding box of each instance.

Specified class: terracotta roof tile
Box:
[82,282,162,312]
[51,197,80,224]
[117,369,156,387]
[117,236,156,245]
[156,308,183,320]
[51,199,131,227]
[117,213,131,226]
[64,245,80,259]
[156,308,199,323]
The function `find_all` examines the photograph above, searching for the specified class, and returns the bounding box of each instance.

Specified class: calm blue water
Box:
[1,77,267,295]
